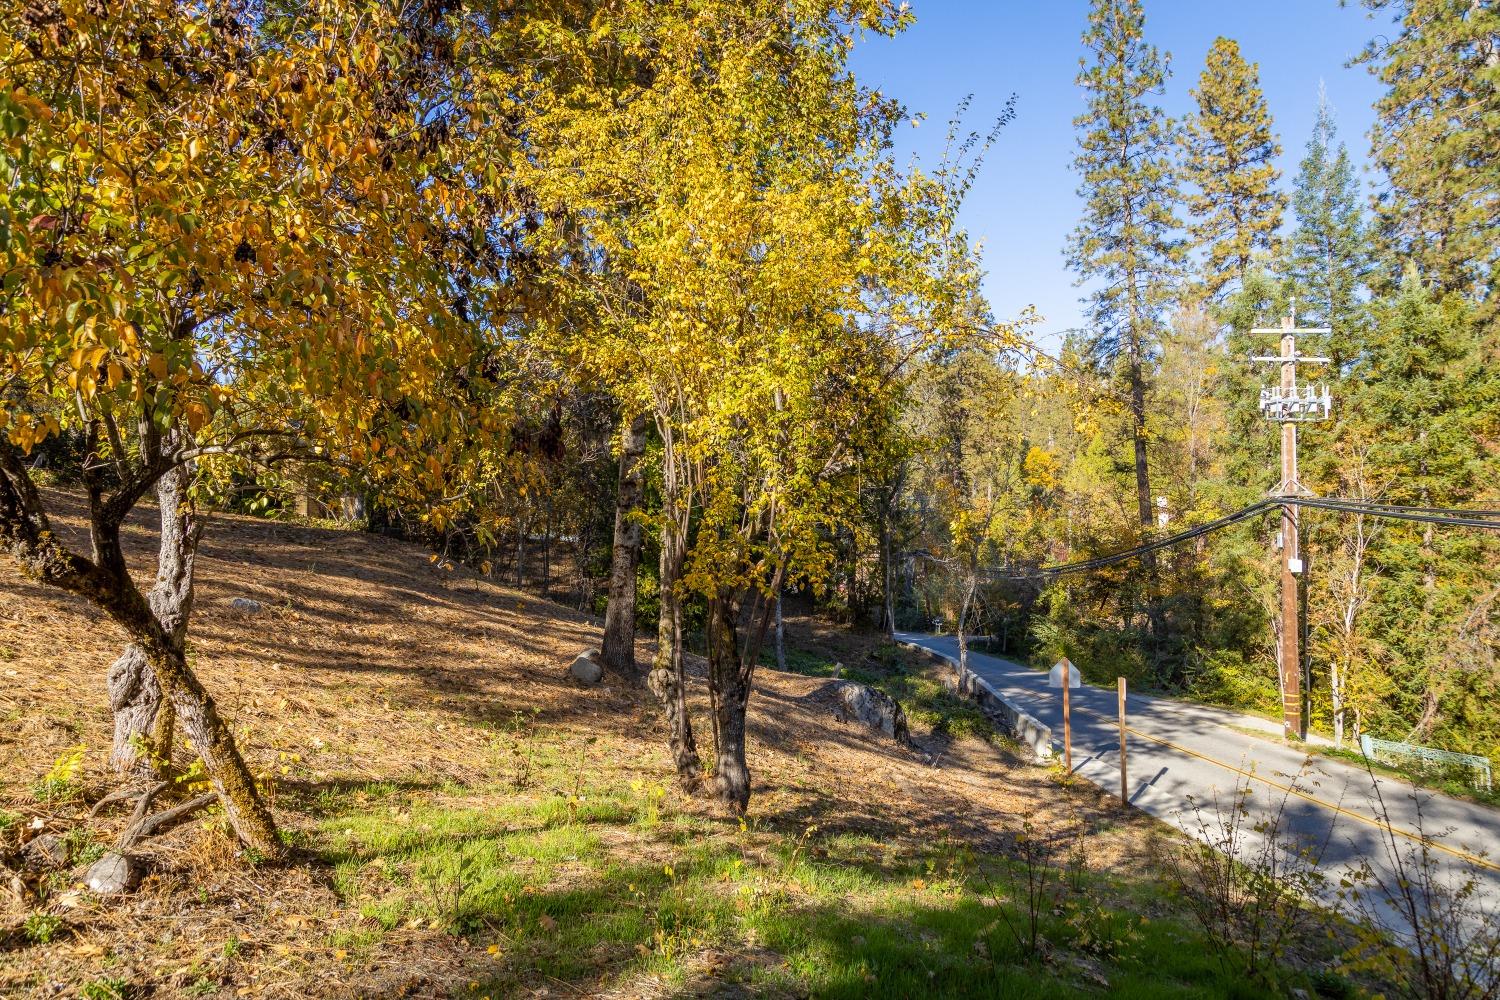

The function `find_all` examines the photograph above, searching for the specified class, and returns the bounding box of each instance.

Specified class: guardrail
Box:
[1360,734,1493,791]
[893,639,1053,761]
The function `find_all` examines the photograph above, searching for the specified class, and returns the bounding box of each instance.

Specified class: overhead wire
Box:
[987,499,1278,580]
[1285,497,1500,530]
[985,496,1500,582]
[1301,498,1500,518]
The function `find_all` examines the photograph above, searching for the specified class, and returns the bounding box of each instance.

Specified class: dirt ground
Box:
[1,493,1164,998]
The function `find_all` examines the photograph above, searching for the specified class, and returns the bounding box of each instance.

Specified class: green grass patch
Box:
[312,755,1350,998]
[1309,744,1500,809]
[765,641,994,742]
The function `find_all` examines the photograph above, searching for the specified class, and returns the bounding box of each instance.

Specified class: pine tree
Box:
[1284,87,1367,342]
[1065,0,1181,535]
[1065,0,1181,675]
[1358,0,1500,303]
[1337,271,1498,747]
[1179,37,1286,301]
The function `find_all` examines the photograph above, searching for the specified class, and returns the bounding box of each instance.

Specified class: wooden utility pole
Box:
[1251,305,1331,741]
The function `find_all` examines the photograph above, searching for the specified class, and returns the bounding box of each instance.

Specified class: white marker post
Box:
[1049,657,1080,773]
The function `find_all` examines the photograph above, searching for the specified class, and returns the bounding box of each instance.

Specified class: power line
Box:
[1305,498,1500,518]
[985,495,1500,582]
[1286,497,1500,530]
[988,500,1278,580]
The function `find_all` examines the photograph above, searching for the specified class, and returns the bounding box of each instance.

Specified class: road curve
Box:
[896,632,1500,947]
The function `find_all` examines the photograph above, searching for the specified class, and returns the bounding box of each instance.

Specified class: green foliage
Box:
[1179,37,1285,299]
[22,911,62,944]
[1357,0,1500,302]
[81,979,133,1000]
[1067,0,1183,338]
[1282,90,1368,342]
[32,744,87,802]
[767,641,994,743]
[1188,650,1279,717]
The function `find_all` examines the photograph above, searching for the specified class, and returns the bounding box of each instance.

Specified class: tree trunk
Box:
[646,516,698,788]
[1126,309,1168,677]
[1331,658,1344,748]
[845,533,860,625]
[541,501,552,599]
[707,594,751,812]
[514,518,526,590]
[881,507,896,636]
[109,461,198,777]
[108,645,167,777]
[601,413,648,680]
[773,591,786,673]
[1,446,280,857]
[957,578,974,693]
[148,637,282,857]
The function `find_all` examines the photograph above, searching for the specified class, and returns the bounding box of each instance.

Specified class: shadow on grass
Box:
[308,782,1346,1000]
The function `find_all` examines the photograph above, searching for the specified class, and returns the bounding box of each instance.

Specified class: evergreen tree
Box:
[1179,36,1286,301]
[1065,0,1181,675]
[1065,0,1181,535]
[1339,271,1498,747]
[1284,87,1367,343]
[1358,0,1500,303]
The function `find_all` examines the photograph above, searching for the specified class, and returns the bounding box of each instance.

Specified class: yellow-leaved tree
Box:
[520,0,1010,809]
[0,0,536,852]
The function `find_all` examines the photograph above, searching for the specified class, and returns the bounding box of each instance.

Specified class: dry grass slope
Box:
[1,497,1356,999]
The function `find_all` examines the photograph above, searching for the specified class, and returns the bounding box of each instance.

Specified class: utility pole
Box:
[1250,303,1331,740]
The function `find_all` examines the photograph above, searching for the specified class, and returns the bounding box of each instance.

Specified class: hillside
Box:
[1,500,1353,999]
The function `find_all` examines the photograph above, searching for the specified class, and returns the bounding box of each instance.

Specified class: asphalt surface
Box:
[896,632,1500,947]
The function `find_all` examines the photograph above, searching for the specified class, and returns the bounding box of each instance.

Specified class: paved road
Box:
[897,632,1500,946]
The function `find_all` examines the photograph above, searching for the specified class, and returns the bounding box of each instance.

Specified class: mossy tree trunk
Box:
[0,435,283,859]
[109,459,198,777]
[601,412,648,681]
[647,507,698,789]
[706,593,752,812]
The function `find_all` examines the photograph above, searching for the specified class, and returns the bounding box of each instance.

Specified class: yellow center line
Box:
[1112,722,1500,873]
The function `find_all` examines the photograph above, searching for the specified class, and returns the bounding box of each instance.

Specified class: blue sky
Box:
[848,1,1390,345]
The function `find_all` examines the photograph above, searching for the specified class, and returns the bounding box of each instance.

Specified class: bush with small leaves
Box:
[81,979,133,1000]
[22,912,62,944]
[32,745,88,802]
[1167,758,1330,986]
[1337,769,1500,1000]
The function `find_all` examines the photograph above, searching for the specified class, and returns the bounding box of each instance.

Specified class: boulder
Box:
[835,681,912,746]
[21,832,68,871]
[85,852,139,895]
[568,649,604,686]
[229,597,263,614]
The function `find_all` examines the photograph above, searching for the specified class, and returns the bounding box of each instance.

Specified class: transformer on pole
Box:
[1249,303,1331,740]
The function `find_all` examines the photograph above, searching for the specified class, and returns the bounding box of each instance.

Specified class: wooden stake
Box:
[1062,658,1072,774]
[1117,677,1128,807]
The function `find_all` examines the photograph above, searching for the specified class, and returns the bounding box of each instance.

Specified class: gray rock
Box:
[568,649,603,686]
[21,833,67,870]
[836,682,912,746]
[85,852,139,895]
[230,597,263,613]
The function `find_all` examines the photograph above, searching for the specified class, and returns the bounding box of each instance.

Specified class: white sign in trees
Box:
[1049,659,1081,688]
